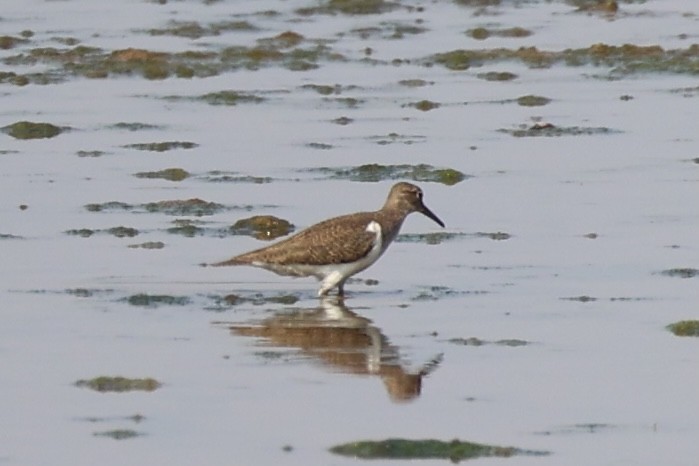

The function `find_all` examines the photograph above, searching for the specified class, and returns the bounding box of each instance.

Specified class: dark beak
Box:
[419,203,445,228]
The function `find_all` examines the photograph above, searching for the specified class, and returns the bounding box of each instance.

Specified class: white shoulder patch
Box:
[365,220,381,234]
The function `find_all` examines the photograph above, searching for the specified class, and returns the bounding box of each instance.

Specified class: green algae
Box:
[0,71,30,86]
[86,199,251,217]
[467,26,532,40]
[330,438,548,461]
[109,122,162,131]
[332,116,353,125]
[398,78,432,87]
[412,286,463,301]
[397,231,509,244]
[128,241,165,249]
[2,121,64,139]
[208,293,300,309]
[562,295,598,303]
[397,232,467,245]
[145,199,225,216]
[309,163,467,185]
[124,294,191,307]
[94,429,144,440]
[429,44,699,77]
[196,170,274,183]
[0,35,29,50]
[159,199,220,216]
[134,168,190,181]
[193,90,265,106]
[307,142,334,150]
[666,320,699,337]
[410,99,440,111]
[258,31,305,49]
[449,337,530,347]
[106,226,139,238]
[147,20,258,39]
[302,83,339,95]
[219,42,342,71]
[6,39,699,86]
[167,219,207,237]
[65,228,95,238]
[298,0,399,15]
[571,0,619,14]
[476,231,511,240]
[123,141,198,152]
[661,268,699,278]
[76,150,107,158]
[477,71,517,81]
[84,201,132,212]
[499,123,618,137]
[517,95,551,106]
[75,376,161,392]
[228,215,294,240]
[65,226,138,238]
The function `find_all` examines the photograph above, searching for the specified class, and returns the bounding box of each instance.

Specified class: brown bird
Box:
[211,182,444,296]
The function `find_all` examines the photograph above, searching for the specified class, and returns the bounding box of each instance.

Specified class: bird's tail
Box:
[206,257,246,267]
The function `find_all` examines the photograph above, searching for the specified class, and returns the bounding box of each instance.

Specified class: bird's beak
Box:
[419,203,445,228]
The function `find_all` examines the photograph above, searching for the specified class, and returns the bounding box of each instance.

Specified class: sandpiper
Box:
[211,182,444,296]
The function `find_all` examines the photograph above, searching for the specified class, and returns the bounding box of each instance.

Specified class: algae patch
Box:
[517,95,551,106]
[499,123,618,137]
[2,121,65,139]
[202,170,273,184]
[128,241,165,249]
[467,27,532,40]
[228,215,294,240]
[666,320,699,337]
[660,268,699,278]
[409,99,441,111]
[134,168,190,181]
[94,429,144,440]
[172,90,266,106]
[207,293,300,309]
[123,141,198,152]
[428,44,699,77]
[86,199,227,216]
[75,376,161,393]
[298,0,400,15]
[449,337,529,347]
[65,226,139,238]
[397,231,509,245]
[329,438,548,461]
[123,294,191,307]
[308,163,467,185]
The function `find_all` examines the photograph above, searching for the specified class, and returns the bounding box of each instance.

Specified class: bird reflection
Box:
[226,297,441,403]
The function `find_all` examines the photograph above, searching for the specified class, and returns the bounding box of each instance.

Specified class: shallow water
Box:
[1,0,698,465]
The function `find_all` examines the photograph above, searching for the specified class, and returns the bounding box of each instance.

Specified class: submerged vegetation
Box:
[228,215,295,240]
[4,24,699,86]
[666,320,699,337]
[85,199,228,216]
[1,121,64,139]
[329,438,548,461]
[307,164,467,185]
[75,376,161,393]
[134,168,191,181]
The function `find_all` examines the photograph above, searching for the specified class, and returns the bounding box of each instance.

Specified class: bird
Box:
[210,182,444,296]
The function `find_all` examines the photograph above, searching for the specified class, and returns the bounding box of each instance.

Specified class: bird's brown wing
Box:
[225,213,378,266]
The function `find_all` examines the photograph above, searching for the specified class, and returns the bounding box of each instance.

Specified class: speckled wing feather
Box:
[221,212,379,266]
